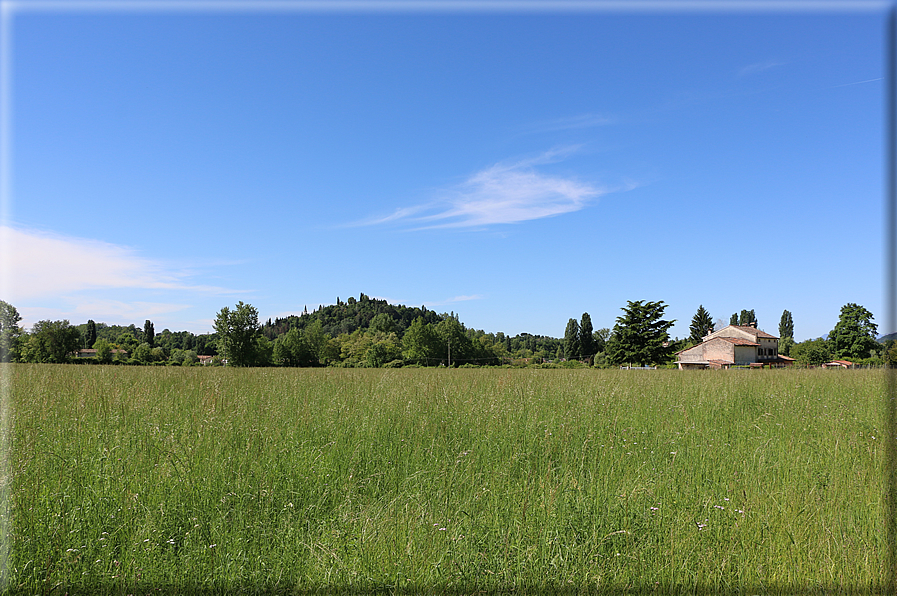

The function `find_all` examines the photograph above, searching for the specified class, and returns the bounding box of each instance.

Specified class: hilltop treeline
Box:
[1,294,563,367]
[260,293,443,339]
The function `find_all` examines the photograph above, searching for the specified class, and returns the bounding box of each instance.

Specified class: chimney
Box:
[750,321,757,328]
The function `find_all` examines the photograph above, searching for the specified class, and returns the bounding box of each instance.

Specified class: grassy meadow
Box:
[0,364,889,594]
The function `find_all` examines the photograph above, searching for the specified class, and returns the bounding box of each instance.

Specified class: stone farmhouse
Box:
[676,323,795,369]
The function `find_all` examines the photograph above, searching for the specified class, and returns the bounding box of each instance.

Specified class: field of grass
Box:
[0,364,889,594]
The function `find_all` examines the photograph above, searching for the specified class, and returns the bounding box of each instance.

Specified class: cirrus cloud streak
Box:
[361,150,611,230]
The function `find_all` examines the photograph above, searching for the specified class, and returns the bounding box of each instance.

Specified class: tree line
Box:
[0,294,890,368]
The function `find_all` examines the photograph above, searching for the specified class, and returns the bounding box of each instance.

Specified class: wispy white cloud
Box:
[71,299,192,320]
[830,77,882,88]
[427,294,483,306]
[407,294,484,310]
[17,300,191,331]
[738,59,786,77]
[360,148,612,230]
[0,225,239,302]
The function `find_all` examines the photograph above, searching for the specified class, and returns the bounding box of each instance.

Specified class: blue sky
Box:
[0,1,890,342]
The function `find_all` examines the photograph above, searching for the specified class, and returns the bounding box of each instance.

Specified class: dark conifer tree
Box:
[144,320,155,348]
[85,319,97,349]
[688,305,714,344]
[738,309,757,327]
[606,300,675,367]
[564,318,581,361]
[579,312,595,358]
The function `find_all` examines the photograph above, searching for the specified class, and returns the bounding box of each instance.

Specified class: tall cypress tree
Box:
[778,310,794,340]
[688,305,713,344]
[564,318,581,361]
[85,319,97,349]
[730,313,738,326]
[144,320,155,348]
[579,312,595,358]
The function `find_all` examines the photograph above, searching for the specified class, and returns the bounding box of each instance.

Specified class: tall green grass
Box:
[2,365,887,593]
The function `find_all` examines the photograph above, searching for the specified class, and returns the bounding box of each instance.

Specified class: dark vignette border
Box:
[0,583,891,596]
[886,3,896,595]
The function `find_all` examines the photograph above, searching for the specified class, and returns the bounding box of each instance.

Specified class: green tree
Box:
[828,303,878,360]
[688,305,713,344]
[320,337,342,365]
[21,320,82,363]
[793,338,830,366]
[85,319,97,349]
[0,300,23,362]
[435,317,471,366]
[564,318,581,361]
[144,320,155,348]
[272,337,289,366]
[274,328,316,367]
[738,309,756,327]
[369,313,396,334]
[214,302,261,367]
[134,343,153,364]
[779,310,794,341]
[94,338,113,364]
[606,300,675,367]
[579,313,595,359]
[366,339,401,367]
[402,317,440,365]
[169,348,186,366]
[779,336,796,357]
[883,339,897,367]
[115,332,139,354]
[592,328,610,354]
[254,336,274,366]
[304,319,328,365]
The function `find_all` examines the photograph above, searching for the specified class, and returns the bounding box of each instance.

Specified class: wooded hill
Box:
[257,293,563,367]
[59,293,565,366]
[260,293,443,339]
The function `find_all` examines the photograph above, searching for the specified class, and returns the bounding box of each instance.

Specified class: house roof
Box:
[824,360,854,366]
[707,359,734,366]
[730,325,778,339]
[675,344,704,355]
